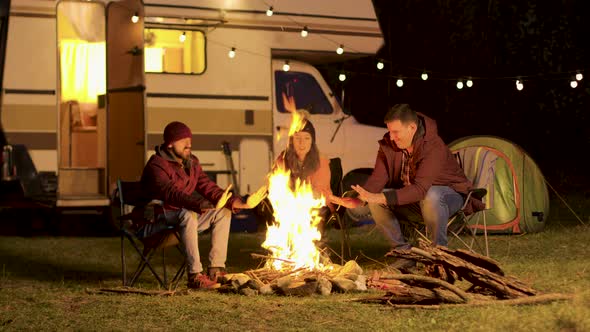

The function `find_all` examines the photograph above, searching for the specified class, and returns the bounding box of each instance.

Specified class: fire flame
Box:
[261,111,327,271]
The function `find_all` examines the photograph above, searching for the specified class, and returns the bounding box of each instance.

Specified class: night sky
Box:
[321,0,590,190]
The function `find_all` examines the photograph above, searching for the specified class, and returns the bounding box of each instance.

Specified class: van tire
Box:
[341,169,374,225]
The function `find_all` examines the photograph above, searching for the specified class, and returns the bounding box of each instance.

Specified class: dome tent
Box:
[449,136,550,234]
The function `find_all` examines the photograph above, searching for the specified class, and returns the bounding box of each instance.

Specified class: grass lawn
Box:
[1,205,589,331]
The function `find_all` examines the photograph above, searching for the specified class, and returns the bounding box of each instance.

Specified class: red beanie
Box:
[164,121,192,145]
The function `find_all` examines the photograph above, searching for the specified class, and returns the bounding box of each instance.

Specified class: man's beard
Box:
[172,148,191,161]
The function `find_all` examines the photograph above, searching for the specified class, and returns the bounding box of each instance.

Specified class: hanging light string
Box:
[129,4,586,88]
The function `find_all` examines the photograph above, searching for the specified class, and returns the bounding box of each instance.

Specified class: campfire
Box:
[216,111,367,296]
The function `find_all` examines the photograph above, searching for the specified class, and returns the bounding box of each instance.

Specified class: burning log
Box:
[219,260,369,296]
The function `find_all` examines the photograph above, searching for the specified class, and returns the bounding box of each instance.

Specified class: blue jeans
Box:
[368,186,464,249]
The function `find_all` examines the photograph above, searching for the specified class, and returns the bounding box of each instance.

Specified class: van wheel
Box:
[340,169,374,226]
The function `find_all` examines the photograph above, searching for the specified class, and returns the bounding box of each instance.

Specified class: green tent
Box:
[449,136,549,234]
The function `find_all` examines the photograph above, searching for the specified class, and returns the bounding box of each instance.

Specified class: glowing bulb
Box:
[516,80,524,91]
[283,61,290,72]
[131,13,139,23]
[376,61,384,70]
[570,80,578,88]
[466,79,473,88]
[228,47,236,58]
[301,26,308,37]
[457,81,464,89]
[336,45,344,55]
[179,32,186,42]
[421,72,428,81]
[339,73,346,81]
[576,72,583,81]
[396,79,404,87]
[266,6,273,16]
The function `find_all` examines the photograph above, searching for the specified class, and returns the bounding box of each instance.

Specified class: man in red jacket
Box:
[343,104,484,268]
[140,121,265,289]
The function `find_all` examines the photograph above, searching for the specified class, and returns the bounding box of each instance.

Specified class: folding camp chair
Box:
[114,179,186,290]
[447,188,489,255]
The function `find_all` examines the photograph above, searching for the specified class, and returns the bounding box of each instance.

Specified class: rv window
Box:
[144,29,206,74]
[275,71,333,114]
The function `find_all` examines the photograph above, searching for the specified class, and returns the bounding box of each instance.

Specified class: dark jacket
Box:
[140,145,239,213]
[363,113,484,215]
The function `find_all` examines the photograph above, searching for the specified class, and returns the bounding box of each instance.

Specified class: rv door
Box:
[271,60,344,161]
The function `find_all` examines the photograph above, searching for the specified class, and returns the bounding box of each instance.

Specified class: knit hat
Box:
[298,120,316,143]
[163,121,192,145]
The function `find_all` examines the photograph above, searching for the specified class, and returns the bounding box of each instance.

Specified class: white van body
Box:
[1,0,386,206]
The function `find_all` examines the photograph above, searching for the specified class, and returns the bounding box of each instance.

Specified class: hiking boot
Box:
[207,267,227,283]
[389,258,417,270]
[187,273,219,290]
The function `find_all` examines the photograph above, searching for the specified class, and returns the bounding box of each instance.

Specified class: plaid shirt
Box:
[400,149,412,186]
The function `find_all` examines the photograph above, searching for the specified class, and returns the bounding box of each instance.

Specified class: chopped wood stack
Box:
[358,240,569,307]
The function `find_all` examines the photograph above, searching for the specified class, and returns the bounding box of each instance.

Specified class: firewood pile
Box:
[216,256,368,296]
[358,240,572,308]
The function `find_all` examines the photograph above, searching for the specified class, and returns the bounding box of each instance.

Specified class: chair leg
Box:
[126,234,167,288]
[483,211,489,256]
[121,232,127,286]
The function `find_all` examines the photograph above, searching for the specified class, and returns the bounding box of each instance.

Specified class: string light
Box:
[179,31,186,42]
[516,79,524,91]
[266,6,273,16]
[456,80,464,90]
[283,60,290,72]
[376,61,384,70]
[131,12,139,23]
[396,78,404,87]
[339,73,346,81]
[466,78,473,88]
[228,47,236,58]
[570,80,578,88]
[421,72,428,81]
[336,45,344,55]
[576,71,583,81]
[301,26,308,38]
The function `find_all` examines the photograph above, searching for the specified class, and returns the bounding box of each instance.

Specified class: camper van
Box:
[1,0,385,212]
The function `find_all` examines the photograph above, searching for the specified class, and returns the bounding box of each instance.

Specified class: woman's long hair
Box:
[282,136,320,182]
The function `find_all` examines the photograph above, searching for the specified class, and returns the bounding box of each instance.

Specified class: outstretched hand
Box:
[329,194,363,209]
[245,185,268,208]
[216,184,233,209]
[351,185,387,205]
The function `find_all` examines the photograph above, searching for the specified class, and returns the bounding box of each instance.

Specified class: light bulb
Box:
[396,79,404,87]
[376,61,384,70]
[228,47,236,58]
[283,61,290,72]
[131,13,139,23]
[516,80,524,91]
[301,26,308,37]
[466,79,473,87]
[576,72,583,81]
[179,32,186,42]
[336,45,344,55]
[570,80,578,88]
[266,6,273,16]
[421,72,428,81]
[457,81,464,89]
[339,73,346,81]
